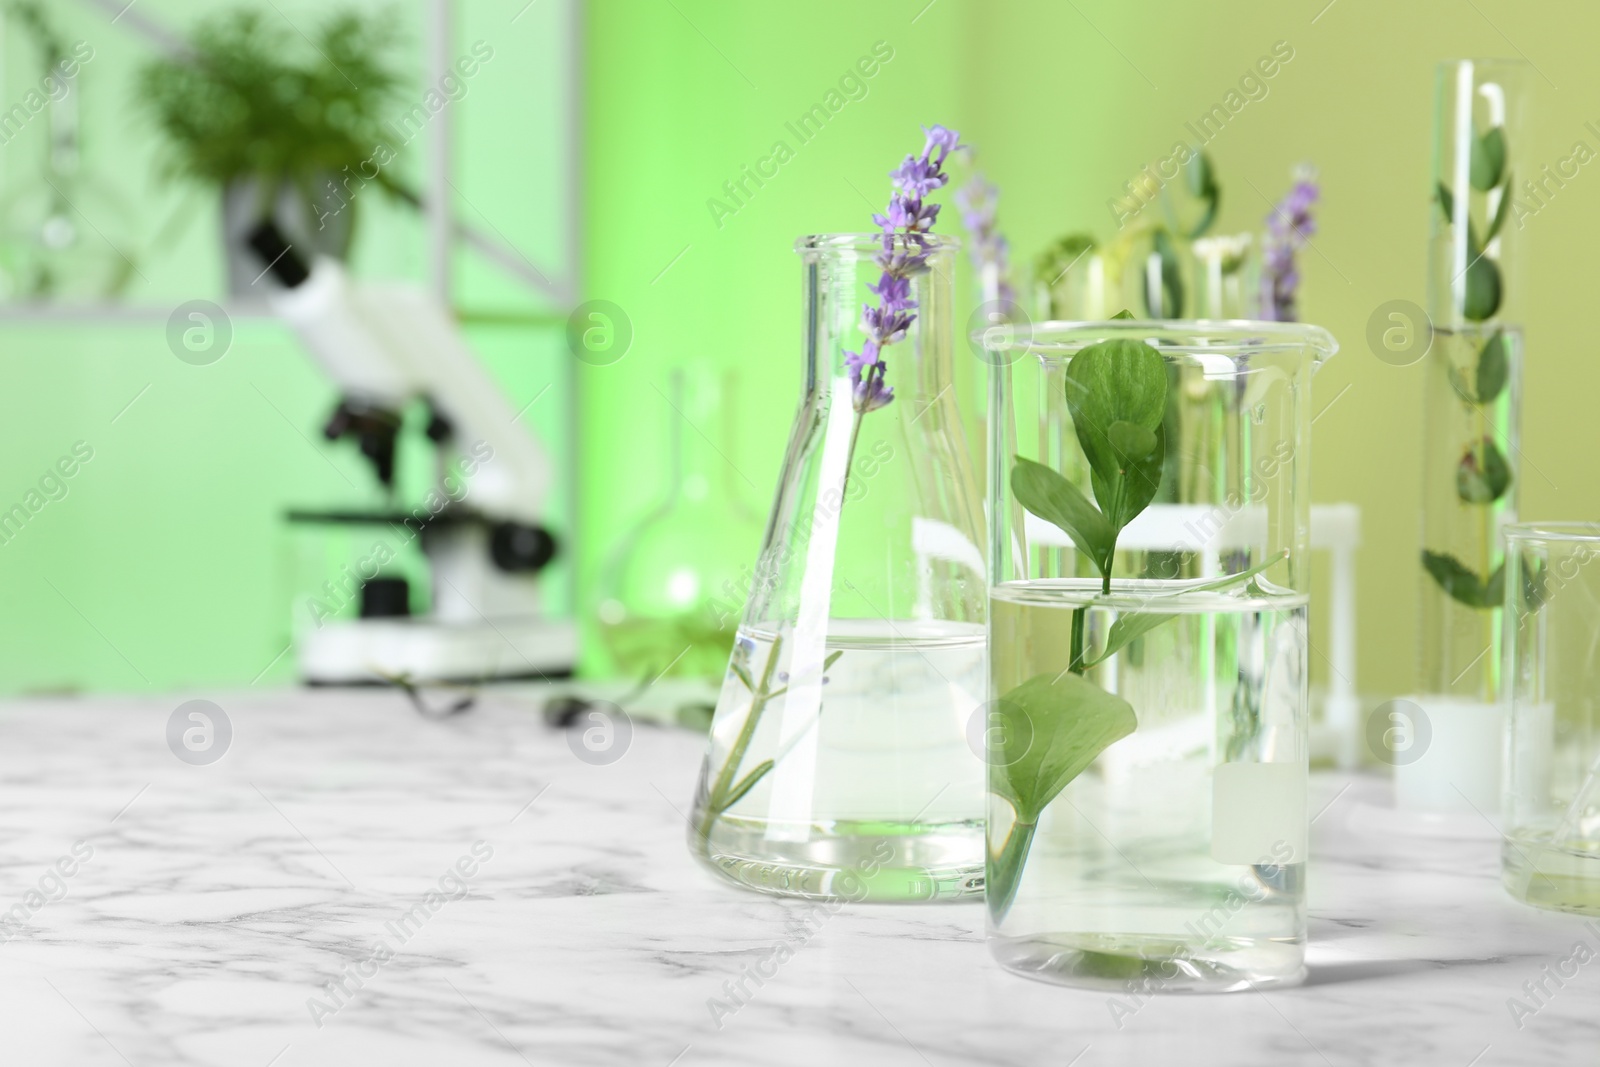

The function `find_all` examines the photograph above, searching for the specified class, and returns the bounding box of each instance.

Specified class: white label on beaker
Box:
[1211,762,1308,864]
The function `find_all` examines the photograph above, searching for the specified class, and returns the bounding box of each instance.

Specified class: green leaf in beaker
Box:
[989,672,1138,826]
[1463,253,1502,321]
[1455,436,1511,504]
[1471,127,1507,191]
[1485,174,1513,244]
[1064,336,1170,532]
[1475,329,1507,404]
[1422,550,1505,610]
[1010,457,1116,576]
[986,672,1137,920]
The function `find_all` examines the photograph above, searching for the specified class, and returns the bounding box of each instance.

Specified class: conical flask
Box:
[688,233,988,901]
[597,365,764,682]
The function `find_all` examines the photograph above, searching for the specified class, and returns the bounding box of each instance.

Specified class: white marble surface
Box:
[1,688,1597,1066]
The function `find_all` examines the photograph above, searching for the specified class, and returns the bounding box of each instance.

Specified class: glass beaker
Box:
[981,319,1336,990]
[688,233,988,902]
[1503,523,1600,915]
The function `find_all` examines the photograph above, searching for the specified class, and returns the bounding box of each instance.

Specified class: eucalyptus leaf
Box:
[1456,437,1512,504]
[1422,550,1503,610]
[1485,174,1513,244]
[1463,254,1502,321]
[1446,365,1478,406]
[1423,550,1484,607]
[1436,182,1484,250]
[1471,127,1507,192]
[1436,181,1455,224]
[1476,329,1507,404]
[1485,561,1507,609]
[1010,457,1116,576]
[989,671,1138,825]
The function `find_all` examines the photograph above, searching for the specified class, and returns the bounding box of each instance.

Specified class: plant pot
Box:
[221,175,355,297]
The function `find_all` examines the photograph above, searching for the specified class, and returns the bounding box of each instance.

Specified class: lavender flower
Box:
[844,124,962,415]
[954,171,1016,306]
[1261,164,1319,322]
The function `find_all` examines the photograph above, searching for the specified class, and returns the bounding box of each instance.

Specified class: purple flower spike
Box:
[848,124,959,415]
[1261,164,1318,322]
[955,171,1016,306]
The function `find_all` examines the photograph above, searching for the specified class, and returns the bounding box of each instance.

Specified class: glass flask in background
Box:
[597,365,763,682]
[981,319,1336,990]
[1503,524,1600,915]
[688,233,988,902]
[0,5,137,302]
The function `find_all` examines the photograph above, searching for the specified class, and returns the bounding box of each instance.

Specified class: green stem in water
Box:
[696,632,785,841]
[1069,607,1086,675]
[987,821,1037,922]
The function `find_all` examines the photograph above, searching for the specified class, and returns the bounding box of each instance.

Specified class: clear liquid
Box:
[1504,830,1600,915]
[690,619,986,902]
[987,579,1309,991]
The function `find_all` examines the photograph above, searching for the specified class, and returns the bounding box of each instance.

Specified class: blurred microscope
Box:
[250,224,575,684]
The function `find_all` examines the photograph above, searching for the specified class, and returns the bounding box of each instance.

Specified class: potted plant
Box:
[136,8,404,294]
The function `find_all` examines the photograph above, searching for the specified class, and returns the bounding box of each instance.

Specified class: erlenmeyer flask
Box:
[597,365,763,682]
[688,233,988,902]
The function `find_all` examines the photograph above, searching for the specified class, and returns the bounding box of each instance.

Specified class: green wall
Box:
[0,0,571,693]
[4,0,1598,699]
[582,0,1600,700]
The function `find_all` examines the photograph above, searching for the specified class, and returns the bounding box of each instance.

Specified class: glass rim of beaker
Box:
[970,318,1337,360]
[1436,57,1532,72]
[795,232,961,254]
[1504,521,1600,545]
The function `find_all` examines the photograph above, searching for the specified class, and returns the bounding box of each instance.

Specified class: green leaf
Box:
[1423,550,1504,610]
[1485,561,1506,608]
[1476,329,1507,404]
[1107,420,1158,460]
[1424,550,1484,607]
[1436,181,1455,224]
[1485,174,1513,244]
[823,650,844,671]
[989,672,1138,825]
[1463,253,1502,321]
[1446,365,1478,405]
[1183,151,1219,239]
[1144,228,1185,318]
[1110,308,1135,321]
[1011,457,1116,576]
[1471,127,1506,191]
[1185,150,1215,198]
[1089,422,1166,533]
[1455,436,1512,504]
[720,759,773,810]
[1081,553,1285,669]
[1064,336,1170,536]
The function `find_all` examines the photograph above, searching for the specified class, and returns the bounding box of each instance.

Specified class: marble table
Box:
[1,688,1595,1066]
